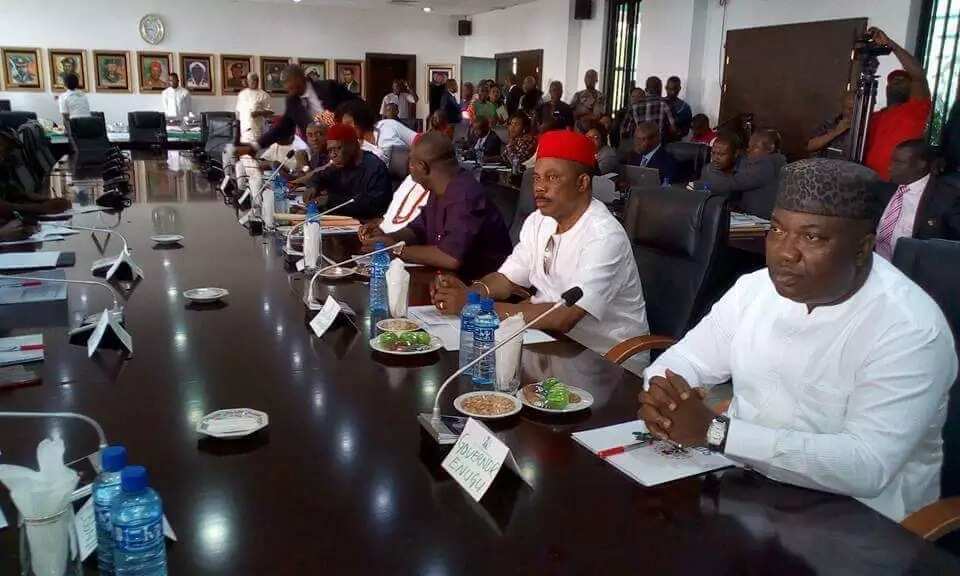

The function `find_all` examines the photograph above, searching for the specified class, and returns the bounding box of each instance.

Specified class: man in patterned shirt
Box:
[571,69,605,132]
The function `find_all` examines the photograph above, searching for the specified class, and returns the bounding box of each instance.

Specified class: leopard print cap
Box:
[775,158,882,221]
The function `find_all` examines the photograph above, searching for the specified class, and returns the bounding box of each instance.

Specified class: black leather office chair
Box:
[0,100,11,111]
[201,112,237,158]
[894,239,960,549]
[17,120,57,180]
[482,182,519,231]
[606,187,729,363]
[509,168,535,245]
[127,111,167,147]
[91,111,105,122]
[69,116,113,168]
[0,111,37,131]
[665,142,711,183]
[387,147,410,188]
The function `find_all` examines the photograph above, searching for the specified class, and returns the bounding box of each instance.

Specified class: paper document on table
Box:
[39,224,79,237]
[408,306,556,351]
[0,251,61,270]
[0,235,63,246]
[321,225,360,235]
[42,204,108,218]
[0,269,68,304]
[0,334,44,367]
[729,212,770,231]
[572,420,734,487]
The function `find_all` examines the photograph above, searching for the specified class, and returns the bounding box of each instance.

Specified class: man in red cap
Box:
[431,130,651,373]
[863,27,931,180]
[306,123,391,219]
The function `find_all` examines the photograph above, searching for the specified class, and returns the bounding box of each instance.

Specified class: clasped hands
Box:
[637,370,716,447]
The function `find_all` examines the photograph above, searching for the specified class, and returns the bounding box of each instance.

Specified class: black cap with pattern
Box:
[775,158,881,221]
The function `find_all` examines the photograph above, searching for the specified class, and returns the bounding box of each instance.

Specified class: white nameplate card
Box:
[75,497,97,561]
[441,418,523,501]
[238,210,252,225]
[220,174,231,192]
[296,258,306,272]
[107,248,143,281]
[309,295,342,337]
[87,309,133,357]
[0,504,7,530]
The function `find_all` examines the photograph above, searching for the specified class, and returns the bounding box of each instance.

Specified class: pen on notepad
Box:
[0,344,45,352]
[0,280,43,288]
[597,436,685,458]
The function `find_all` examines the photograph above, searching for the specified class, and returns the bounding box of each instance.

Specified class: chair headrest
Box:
[70,116,107,139]
[627,186,711,258]
[665,142,711,163]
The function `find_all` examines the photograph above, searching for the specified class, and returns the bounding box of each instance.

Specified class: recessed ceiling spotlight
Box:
[423,6,432,12]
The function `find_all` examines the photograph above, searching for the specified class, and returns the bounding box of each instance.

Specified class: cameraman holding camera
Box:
[863,27,932,180]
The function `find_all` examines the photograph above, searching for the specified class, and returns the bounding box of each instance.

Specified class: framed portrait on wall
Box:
[180,53,215,95]
[298,58,328,82]
[137,51,172,92]
[425,63,456,116]
[1,47,43,91]
[49,49,86,91]
[260,56,292,95]
[334,60,363,98]
[221,54,253,94]
[93,50,131,92]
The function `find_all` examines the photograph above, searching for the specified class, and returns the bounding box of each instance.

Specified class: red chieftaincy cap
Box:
[536,130,597,168]
[326,123,358,142]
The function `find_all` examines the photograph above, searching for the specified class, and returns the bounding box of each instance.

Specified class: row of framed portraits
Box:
[0,47,365,97]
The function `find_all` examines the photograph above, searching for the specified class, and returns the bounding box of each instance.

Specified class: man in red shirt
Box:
[863,27,932,180]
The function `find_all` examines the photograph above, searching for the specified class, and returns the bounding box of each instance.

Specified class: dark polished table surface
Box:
[1,159,958,574]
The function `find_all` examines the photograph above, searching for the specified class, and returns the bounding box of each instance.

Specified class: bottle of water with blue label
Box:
[369,242,390,317]
[93,445,128,576]
[458,292,482,375]
[273,174,289,214]
[471,298,499,388]
[303,201,322,270]
[112,466,167,576]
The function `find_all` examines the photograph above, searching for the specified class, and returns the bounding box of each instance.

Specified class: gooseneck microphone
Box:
[429,287,584,425]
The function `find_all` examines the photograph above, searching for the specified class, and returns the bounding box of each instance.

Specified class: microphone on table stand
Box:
[419,287,584,443]
[1,274,129,348]
[304,241,405,307]
[66,224,142,281]
[0,411,109,501]
[245,149,296,206]
[283,198,356,256]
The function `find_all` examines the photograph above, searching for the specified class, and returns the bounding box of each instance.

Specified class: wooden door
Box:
[719,18,866,160]
[365,53,417,118]
[495,49,544,88]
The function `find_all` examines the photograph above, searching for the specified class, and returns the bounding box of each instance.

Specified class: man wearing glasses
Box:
[432,130,650,373]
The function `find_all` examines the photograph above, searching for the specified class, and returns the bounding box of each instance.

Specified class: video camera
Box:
[855,33,893,58]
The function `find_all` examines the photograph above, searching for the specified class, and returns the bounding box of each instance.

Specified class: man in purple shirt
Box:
[359,132,512,280]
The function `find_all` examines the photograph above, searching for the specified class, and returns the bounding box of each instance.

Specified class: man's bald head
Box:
[410,132,458,187]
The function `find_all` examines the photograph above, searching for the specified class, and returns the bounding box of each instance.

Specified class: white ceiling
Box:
[242,0,538,16]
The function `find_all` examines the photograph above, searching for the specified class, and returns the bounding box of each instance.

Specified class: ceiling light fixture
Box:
[423,6,432,12]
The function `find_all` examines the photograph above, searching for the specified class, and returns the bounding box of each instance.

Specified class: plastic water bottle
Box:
[261,173,275,228]
[93,445,128,575]
[112,466,167,576]
[273,174,289,214]
[458,292,482,375]
[303,201,322,270]
[471,298,499,388]
[369,242,390,317]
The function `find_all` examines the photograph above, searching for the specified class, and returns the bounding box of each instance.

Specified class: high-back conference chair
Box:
[201,111,237,158]
[17,120,57,182]
[665,142,711,184]
[894,239,960,549]
[606,187,729,363]
[69,116,113,169]
[0,110,37,131]
[127,111,167,147]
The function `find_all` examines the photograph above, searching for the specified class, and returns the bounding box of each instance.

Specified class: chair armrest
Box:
[604,334,677,365]
[901,497,960,540]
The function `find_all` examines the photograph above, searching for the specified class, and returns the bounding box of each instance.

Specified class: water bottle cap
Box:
[480,298,494,313]
[101,445,128,472]
[374,241,386,251]
[306,201,319,216]
[120,465,149,492]
[467,292,481,305]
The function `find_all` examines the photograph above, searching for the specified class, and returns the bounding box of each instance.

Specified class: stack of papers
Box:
[730,212,771,232]
[0,224,78,247]
[572,421,734,486]
[39,204,107,219]
[0,252,61,271]
[0,270,68,304]
[0,334,44,367]
[407,305,556,351]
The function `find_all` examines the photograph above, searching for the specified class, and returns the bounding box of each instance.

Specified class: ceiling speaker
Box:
[574,0,593,20]
[458,20,472,36]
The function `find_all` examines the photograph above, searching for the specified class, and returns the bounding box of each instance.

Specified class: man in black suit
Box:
[505,73,523,116]
[874,139,960,259]
[466,117,502,163]
[625,121,678,184]
[235,65,358,156]
[439,79,462,126]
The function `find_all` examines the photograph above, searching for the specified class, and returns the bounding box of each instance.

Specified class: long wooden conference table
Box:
[1,159,958,574]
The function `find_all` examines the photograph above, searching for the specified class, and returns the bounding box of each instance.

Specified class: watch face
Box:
[139,15,165,45]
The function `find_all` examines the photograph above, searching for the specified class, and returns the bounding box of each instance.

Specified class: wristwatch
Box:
[706,415,730,453]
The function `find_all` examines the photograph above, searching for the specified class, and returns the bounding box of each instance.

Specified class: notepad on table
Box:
[0,252,61,270]
[0,334,44,367]
[572,420,734,487]
[0,270,68,304]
